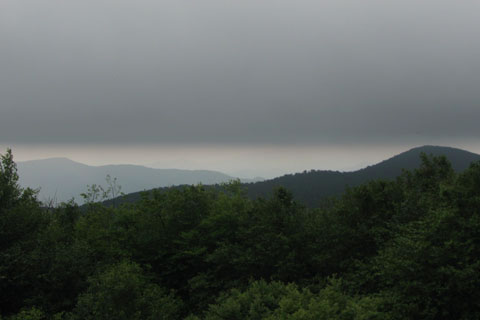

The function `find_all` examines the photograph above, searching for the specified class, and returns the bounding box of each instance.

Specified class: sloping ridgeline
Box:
[244,145,480,207]
[111,145,480,207]
[17,158,237,204]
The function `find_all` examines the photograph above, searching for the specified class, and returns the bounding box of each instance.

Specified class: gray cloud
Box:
[1,0,480,146]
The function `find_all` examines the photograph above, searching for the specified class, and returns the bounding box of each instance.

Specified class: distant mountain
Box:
[17,158,241,204]
[104,145,480,208]
[245,145,480,207]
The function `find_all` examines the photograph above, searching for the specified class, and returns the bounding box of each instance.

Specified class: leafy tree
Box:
[0,149,20,210]
[201,279,386,320]
[5,307,45,320]
[0,150,47,315]
[73,260,182,320]
[22,203,89,314]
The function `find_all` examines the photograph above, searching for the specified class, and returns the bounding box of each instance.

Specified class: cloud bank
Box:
[1,0,479,146]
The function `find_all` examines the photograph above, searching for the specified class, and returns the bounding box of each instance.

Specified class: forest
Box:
[1,148,480,319]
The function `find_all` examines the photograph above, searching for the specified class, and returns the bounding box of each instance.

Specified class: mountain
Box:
[244,145,480,207]
[22,146,480,207]
[103,145,480,208]
[17,158,239,204]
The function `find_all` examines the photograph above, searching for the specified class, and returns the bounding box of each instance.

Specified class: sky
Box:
[1,0,480,178]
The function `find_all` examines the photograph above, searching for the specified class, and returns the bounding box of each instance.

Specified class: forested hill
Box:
[4,147,480,319]
[245,145,480,206]
[112,145,480,207]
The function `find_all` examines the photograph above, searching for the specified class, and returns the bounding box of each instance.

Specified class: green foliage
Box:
[73,261,182,320]
[0,149,20,210]
[0,149,48,315]
[6,307,45,320]
[201,279,386,320]
[2,149,480,319]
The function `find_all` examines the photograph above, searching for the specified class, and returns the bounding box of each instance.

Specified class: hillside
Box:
[17,158,239,203]
[111,146,480,207]
[74,145,480,207]
[4,147,480,319]
[245,145,480,206]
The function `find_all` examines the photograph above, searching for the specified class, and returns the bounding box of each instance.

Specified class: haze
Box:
[1,0,480,177]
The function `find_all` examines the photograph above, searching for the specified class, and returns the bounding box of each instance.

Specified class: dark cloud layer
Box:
[1,0,480,146]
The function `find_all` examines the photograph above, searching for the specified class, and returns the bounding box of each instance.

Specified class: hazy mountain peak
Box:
[16,159,238,204]
[19,157,80,164]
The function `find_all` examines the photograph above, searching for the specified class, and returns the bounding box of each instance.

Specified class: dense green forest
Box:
[1,148,480,319]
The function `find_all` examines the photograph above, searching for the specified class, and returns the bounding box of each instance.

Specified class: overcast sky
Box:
[1,0,480,177]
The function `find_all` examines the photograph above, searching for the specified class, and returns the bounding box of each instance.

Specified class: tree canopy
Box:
[1,149,480,319]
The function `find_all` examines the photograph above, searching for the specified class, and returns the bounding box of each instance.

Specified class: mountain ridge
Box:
[103,145,480,207]
[244,145,480,206]
[17,145,480,207]
[16,158,246,203]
